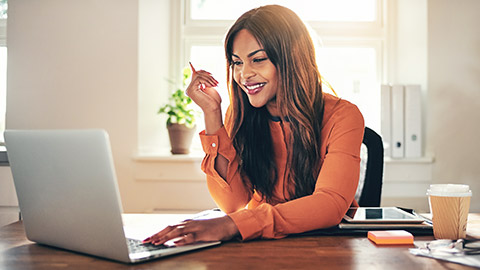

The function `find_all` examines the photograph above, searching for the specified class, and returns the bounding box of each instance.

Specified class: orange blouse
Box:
[199,93,364,240]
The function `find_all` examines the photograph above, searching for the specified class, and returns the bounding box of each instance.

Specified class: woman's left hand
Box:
[142,216,240,246]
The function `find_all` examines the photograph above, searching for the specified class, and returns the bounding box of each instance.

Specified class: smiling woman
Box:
[143,4,364,246]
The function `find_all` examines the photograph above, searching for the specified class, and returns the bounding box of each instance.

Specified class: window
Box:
[0,0,7,145]
[186,0,383,130]
[140,0,386,155]
[0,0,6,19]
[189,0,377,22]
[0,47,6,143]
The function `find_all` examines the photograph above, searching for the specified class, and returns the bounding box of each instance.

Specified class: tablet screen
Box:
[343,207,425,223]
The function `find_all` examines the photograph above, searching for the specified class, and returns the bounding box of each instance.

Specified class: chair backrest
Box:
[355,127,384,207]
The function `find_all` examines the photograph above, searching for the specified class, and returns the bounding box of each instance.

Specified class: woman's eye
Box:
[253,58,267,63]
[232,60,242,66]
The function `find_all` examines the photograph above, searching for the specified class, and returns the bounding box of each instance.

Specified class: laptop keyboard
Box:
[127,238,173,254]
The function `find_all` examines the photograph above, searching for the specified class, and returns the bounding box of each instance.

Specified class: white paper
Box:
[410,241,480,268]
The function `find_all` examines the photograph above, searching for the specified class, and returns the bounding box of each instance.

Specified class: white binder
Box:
[405,85,422,158]
[391,85,405,158]
[380,84,392,157]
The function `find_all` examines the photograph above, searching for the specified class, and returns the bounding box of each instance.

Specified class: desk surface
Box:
[0,214,478,270]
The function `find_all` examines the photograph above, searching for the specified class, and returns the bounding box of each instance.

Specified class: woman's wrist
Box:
[204,107,223,135]
[223,215,241,240]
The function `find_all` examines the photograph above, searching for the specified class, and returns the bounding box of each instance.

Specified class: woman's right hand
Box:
[186,63,222,114]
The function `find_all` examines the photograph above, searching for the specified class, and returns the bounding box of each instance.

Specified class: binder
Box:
[391,85,405,158]
[405,85,422,158]
[380,85,392,157]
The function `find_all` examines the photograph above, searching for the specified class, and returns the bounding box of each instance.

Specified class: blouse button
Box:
[211,143,216,147]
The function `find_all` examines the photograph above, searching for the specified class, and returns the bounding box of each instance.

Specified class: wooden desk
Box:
[0,214,478,270]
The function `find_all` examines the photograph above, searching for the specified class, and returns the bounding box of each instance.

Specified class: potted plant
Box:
[158,67,197,154]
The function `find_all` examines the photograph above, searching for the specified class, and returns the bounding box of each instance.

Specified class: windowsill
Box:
[384,155,435,164]
[134,150,435,164]
[133,149,204,162]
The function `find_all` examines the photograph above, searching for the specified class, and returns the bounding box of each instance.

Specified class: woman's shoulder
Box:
[322,93,364,127]
[323,93,360,114]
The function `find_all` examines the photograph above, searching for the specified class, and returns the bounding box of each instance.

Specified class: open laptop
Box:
[4,129,221,263]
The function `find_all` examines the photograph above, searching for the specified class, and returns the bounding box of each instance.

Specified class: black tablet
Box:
[343,207,425,224]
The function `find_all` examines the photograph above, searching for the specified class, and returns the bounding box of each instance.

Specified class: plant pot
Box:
[167,123,196,154]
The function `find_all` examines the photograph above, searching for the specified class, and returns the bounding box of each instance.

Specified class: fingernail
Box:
[143,237,151,243]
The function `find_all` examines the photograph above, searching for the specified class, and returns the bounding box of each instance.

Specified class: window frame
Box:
[0,17,7,165]
[1,18,7,143]
[173,0,386,77]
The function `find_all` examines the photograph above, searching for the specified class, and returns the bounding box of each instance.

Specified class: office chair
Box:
[355,127,384,207]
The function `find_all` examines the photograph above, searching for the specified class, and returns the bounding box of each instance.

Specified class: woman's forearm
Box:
[204,109,228,180]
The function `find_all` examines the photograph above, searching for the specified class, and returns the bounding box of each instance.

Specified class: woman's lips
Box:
[244,83,266,95]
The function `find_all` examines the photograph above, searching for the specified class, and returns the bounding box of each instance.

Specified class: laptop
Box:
[4,129,221,263]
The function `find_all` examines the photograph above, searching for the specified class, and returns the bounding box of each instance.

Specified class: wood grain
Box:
[0,221,475,270]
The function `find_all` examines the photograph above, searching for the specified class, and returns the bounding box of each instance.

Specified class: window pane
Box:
[0,47,7,142]
[0,0,7,19]
[317,47,380,131]
[190,0,376,22]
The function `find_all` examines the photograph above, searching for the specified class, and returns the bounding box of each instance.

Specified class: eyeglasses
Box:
[423,239,480,256]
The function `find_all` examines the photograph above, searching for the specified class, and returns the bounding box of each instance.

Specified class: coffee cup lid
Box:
[427,184,472,197]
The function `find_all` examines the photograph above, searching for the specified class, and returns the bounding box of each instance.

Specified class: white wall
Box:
[380,0,431,211]
[427,0,480,210]
[138,0,172,153]
[6,0,140,211]
[5,0,216,213]
[0,166,18,227]
[4,0,480,213]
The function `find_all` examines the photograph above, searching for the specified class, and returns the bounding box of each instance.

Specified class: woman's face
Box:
[232,29,279,115]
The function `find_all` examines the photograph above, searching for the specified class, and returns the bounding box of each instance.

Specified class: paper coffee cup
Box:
[427,184,472,239]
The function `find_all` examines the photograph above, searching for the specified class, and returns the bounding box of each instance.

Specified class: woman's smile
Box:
[244,82,266,95]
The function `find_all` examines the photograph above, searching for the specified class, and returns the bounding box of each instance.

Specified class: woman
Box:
[144,5,364,246]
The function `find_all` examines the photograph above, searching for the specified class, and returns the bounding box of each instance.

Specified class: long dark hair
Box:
[224,5,324,203]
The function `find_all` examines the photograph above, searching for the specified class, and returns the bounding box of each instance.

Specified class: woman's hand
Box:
[142,216,240,246]
[186,62,222,114]
[187,62,224,134]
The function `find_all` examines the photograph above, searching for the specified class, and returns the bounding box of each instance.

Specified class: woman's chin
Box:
[248,99,267,108]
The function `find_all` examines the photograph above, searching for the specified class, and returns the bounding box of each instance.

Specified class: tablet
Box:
[343,207,425,224]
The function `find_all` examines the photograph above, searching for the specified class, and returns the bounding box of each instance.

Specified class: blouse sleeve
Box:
[199,109,253,213]
[228,102,365,240]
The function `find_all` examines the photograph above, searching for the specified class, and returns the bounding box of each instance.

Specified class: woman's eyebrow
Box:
[232,49,266,59]
[247,49,265,57]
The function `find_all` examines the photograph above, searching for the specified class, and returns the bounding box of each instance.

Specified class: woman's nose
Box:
[241,63,255,79]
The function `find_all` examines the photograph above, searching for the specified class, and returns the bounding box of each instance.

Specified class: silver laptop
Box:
[4,129,220,263]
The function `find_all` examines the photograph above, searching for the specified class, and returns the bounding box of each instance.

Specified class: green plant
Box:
[158,67,197,128]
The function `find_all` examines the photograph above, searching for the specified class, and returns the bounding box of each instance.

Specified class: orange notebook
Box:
[367,230,414,245]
